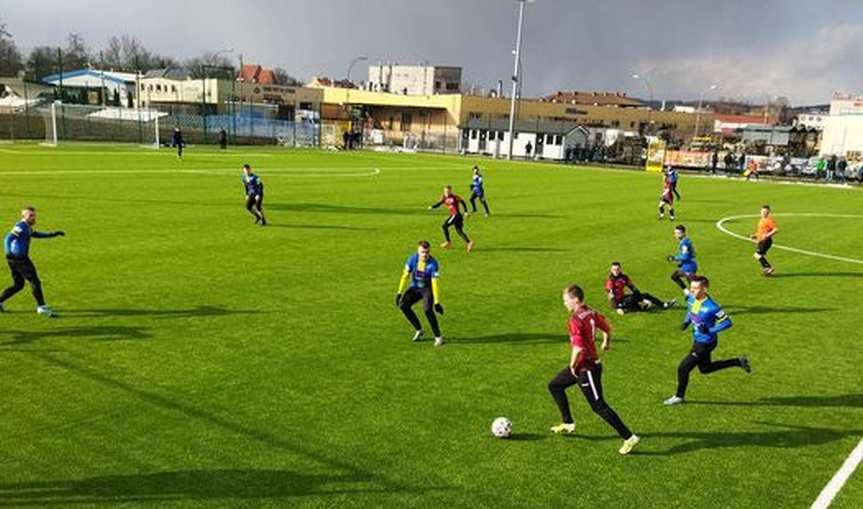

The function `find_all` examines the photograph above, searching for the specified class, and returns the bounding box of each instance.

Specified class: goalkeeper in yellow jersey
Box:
[396,240,445,346]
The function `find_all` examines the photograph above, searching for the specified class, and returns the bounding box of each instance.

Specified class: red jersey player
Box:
[547,284,640,455]
[659,170,675,221]
[428,185,473,252]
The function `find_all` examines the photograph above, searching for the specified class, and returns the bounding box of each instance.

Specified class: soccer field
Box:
[0,143,861,508]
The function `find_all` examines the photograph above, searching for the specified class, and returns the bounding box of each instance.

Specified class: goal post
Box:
[39,101,58,147]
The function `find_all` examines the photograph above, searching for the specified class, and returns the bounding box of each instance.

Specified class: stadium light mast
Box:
[693,83,719,140]
[507,0,533,160]
[346,56,368,84]
[632,73,655,135]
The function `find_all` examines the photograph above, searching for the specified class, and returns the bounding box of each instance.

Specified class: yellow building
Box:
[316,86,713,148]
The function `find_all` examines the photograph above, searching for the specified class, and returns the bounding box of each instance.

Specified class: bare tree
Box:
[25,46,56,80]
[273,67,303,86]
[63,32,90,71]
[184,52,236,78]
[100,34,176,72]
[0,17,23,77]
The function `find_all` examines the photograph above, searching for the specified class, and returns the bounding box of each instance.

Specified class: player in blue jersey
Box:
[396,240,444,346]
[242,164,266,225]
[663,275,750,405]
[469,166,490,216]
[0,207,64,316]
[667,225,697,295]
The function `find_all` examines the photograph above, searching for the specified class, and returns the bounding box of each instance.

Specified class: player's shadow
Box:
[506,433,546,442]
[480,247,569,253]
[455,333,630,345]
[723,304,834,315]
[770,271,863,279]
[687,393,863,409]
[265,223,367,231]
[642,422,861,456]
[0,326,152,346]
[491,212,561,219]
[16,352,432,498]
[266,202,423,216]
[62,306,263,319]
[0,469,405,506]
[455,332,564,345]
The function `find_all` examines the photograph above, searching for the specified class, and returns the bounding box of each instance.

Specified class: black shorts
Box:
[246,194,263,209]
[444,213,464,229]
[401,286,434,313]
[6,256,39,283]
[689,340,718,365]
[756,238,772,255]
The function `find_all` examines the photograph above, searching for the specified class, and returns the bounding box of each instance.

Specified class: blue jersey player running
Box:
[242,164,266,226]
[469,166,490,216]
[396,240,445,346]
[664,275,750,405]
[667,224,697,295]
[0,207,64,316]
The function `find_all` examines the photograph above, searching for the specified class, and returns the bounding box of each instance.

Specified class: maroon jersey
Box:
[441,194,465,216]
[661,181,674,204]
[567,306,611,372]
[604,274,633,303]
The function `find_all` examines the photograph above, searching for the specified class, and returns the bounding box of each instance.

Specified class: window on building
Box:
[171,85,177,93]
[468,112,482,120]
[388,117,394,130]
[401,112,412,131]
[446,82,459,91]
[498,131,505,141]
[554,135,563,145]
[140,84,145,91]
[156,85,162,92]
[435,81,442,90]
[611,120,620,128]
[546,134,554,144]
[471,130,478,140]
[630,121,635,128]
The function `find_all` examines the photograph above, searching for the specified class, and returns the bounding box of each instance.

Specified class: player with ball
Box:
[547,284,640,455]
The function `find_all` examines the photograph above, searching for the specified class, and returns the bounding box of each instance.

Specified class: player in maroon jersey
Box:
[658,172,675,221]
[547,284,640,455]
[428,185,473,252]
[605,262,676,315]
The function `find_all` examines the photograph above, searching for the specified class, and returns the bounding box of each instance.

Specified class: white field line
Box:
[811,438,863,509]
[0,167,382,178]
[715,213,863,265]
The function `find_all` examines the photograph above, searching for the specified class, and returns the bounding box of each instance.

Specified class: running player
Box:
[0,207,64,316]
[750,205,778,276]
[605,262,676,315]
[396,240,445,346]
[469,166,490,216]
[548,284,640,454]
[667,225,697,295]
[242,164,266,226]
[663,275,751,405]
[658,173,675,221]
[429,185,473,252]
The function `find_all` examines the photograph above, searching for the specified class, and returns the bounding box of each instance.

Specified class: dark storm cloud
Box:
[1,0,861,104]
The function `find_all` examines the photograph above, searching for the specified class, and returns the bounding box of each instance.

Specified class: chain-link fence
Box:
[0,101,329,148]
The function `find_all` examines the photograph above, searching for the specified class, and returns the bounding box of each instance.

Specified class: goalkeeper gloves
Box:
[434,303,444,315]
[696,323,711,335]
[666,255,676,262]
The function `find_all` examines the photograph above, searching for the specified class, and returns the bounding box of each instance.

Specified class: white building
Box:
[368,64,461,95]
[460,119,589,160]
[820,96,863,157]
[794,113,827,130]
[42,69,138,107]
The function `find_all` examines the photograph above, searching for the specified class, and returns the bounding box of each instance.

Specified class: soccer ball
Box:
[491,417,512,438]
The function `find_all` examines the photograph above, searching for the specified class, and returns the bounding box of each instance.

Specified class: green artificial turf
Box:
[0,142,860,508]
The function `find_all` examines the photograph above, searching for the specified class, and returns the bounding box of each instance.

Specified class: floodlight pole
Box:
[507,0,529,160]
[693,84,718,140]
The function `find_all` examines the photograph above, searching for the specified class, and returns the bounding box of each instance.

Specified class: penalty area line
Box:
[811,438,863,509]
[715,213,863,265]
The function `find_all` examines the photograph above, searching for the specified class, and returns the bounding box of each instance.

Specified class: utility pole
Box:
[506,0,531,160]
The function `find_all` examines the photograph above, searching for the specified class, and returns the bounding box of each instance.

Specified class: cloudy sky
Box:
[2,0,861,105]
